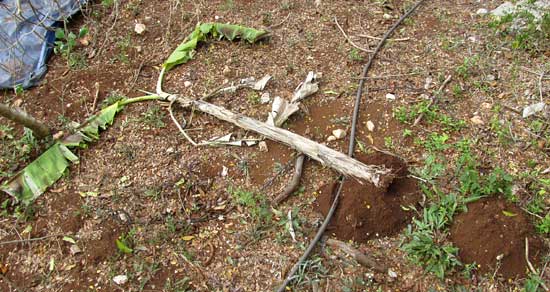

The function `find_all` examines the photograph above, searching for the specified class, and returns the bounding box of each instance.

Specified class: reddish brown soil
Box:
[449,197,546,279]
[315,152,421,242]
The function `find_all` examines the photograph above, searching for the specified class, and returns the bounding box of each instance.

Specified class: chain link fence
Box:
[0,0,87,89]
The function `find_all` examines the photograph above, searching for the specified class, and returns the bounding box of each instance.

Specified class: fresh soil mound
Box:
[449,197,546,279]
[314,152,421,242]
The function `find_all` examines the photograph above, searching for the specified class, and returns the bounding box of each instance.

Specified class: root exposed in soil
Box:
[314,152,420,242]
[449,197,546,279]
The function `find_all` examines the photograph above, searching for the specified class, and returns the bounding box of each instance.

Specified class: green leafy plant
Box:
[536,213,550,234]
[402,192,466,279]
[116,228,137,254]
[229,187,271,226]
[54,25,88,68]
[139,104,166,128]
[348,48,364,62]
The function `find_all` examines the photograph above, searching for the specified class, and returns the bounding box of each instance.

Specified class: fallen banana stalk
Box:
[164,94,393,188]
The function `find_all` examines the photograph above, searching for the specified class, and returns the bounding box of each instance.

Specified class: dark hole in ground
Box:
[449,197,546,279]
[314,152,421,243]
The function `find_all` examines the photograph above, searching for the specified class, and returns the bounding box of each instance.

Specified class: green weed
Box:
[229,187,271,226]
[54,25,88,69]
[348,48,364,62]
[139,104,166,128]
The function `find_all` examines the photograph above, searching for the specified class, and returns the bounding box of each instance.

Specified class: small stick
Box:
[334,17,373,53]
[169,99,201,146]
[413,75,452,126]
[91,81,100,112]
[525,237,549,291]
[326,238,386,273]
[0,234,64,246]
[202,242,215,266]
[268,13,292,30]
[357,34,410,41]
[273,154,305,205]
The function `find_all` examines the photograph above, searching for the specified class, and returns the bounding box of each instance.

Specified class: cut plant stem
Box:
[0,103,51,139]
[172,96,393,188]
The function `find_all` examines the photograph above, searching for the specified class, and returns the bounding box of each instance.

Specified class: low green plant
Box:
[116,228,137,254]
[139,104,166,128]
[229,187,271,226]
[54,25,88,68]
[402,192,466,279]
[489,8,550,52]
[455,55,479,79]
[523,273,545,292]
[536,214,550,234]
[394,102,465,131]
[348,48,364,62]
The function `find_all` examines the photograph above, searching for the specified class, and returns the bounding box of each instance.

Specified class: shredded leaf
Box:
[163,23,268,71]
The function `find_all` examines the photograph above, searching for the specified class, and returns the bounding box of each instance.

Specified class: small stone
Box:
[260,92,270,104]
[53,131,64,140]
[383,13,392,19]
[134,23,146,34]
[113,275,128,285]
[69,245,81,255]
[481,102,492,110]
[470,115,484,125]
[184,81,192,88]
[135,45,142,53]
[366,121,375,132]
[222,65,232,77]
[166,147,175,153]
[388,269,398,278]
[258,141,268,152]
[385,93,396,101]
[476,8,488,15]
[332,129,346,139]
[221,166,228,177]
[327,135,337,142]
[424,76,432,90]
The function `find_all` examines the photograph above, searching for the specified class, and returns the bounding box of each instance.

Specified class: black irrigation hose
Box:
[275,1,426,291]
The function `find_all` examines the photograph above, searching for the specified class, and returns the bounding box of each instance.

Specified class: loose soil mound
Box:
[449,197,545,279]
[314,152,421,242]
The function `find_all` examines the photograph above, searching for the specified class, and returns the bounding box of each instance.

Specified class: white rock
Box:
[327,135,337,142]
[491,2,515,17]
[385,93,396,101]
[366,121,375,132]
[134,23,146,34]
[258,141,268,152]
[184,81,192,88]
[221,166,228,177]
[332,129,347,139]
[522,102,546,118]
[476,8,488,15]
[388,269,398,278]
[424,76,433,90]
[113,275,128,285]
[383,13,392,19]
[260,92,270,104]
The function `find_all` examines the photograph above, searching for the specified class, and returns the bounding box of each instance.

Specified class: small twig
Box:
[268,12,291,30]
[357,34,410,42]
[91,82,100,112]
[539,70,546,102]
[202,242,215,266]
[525,237,550,291]
[334,17,373,53]
[326,238,386,272]
[169,99,200,146]
[413,75,452,126]
[0,234,64,246]
[260,158,295,191]
[273,154,305,205]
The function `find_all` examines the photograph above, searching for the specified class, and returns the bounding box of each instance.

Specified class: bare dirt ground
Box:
[1,0,549,291]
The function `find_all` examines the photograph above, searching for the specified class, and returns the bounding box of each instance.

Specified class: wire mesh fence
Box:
[0,0,87,89]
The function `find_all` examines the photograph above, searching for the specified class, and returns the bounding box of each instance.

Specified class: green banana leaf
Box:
[0,97,158,205]
[1,143,77,205]
[163,23,268,71]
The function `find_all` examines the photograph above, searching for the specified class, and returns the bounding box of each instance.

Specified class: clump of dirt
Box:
[315,152,421,242]
[449,197,546,279]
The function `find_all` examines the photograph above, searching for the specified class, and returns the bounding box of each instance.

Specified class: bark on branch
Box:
[0,103,51,139]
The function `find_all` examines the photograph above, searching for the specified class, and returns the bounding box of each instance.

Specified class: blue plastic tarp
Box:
[0,0,87,89]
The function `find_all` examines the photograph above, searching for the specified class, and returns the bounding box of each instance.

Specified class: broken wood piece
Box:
[326,238,386,273]
[179,97,393,187]
[273,154,305,205]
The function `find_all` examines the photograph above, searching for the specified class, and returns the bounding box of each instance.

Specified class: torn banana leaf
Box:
[163,23,269,71]
[1,97,158,204]
[0,143,77,205]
